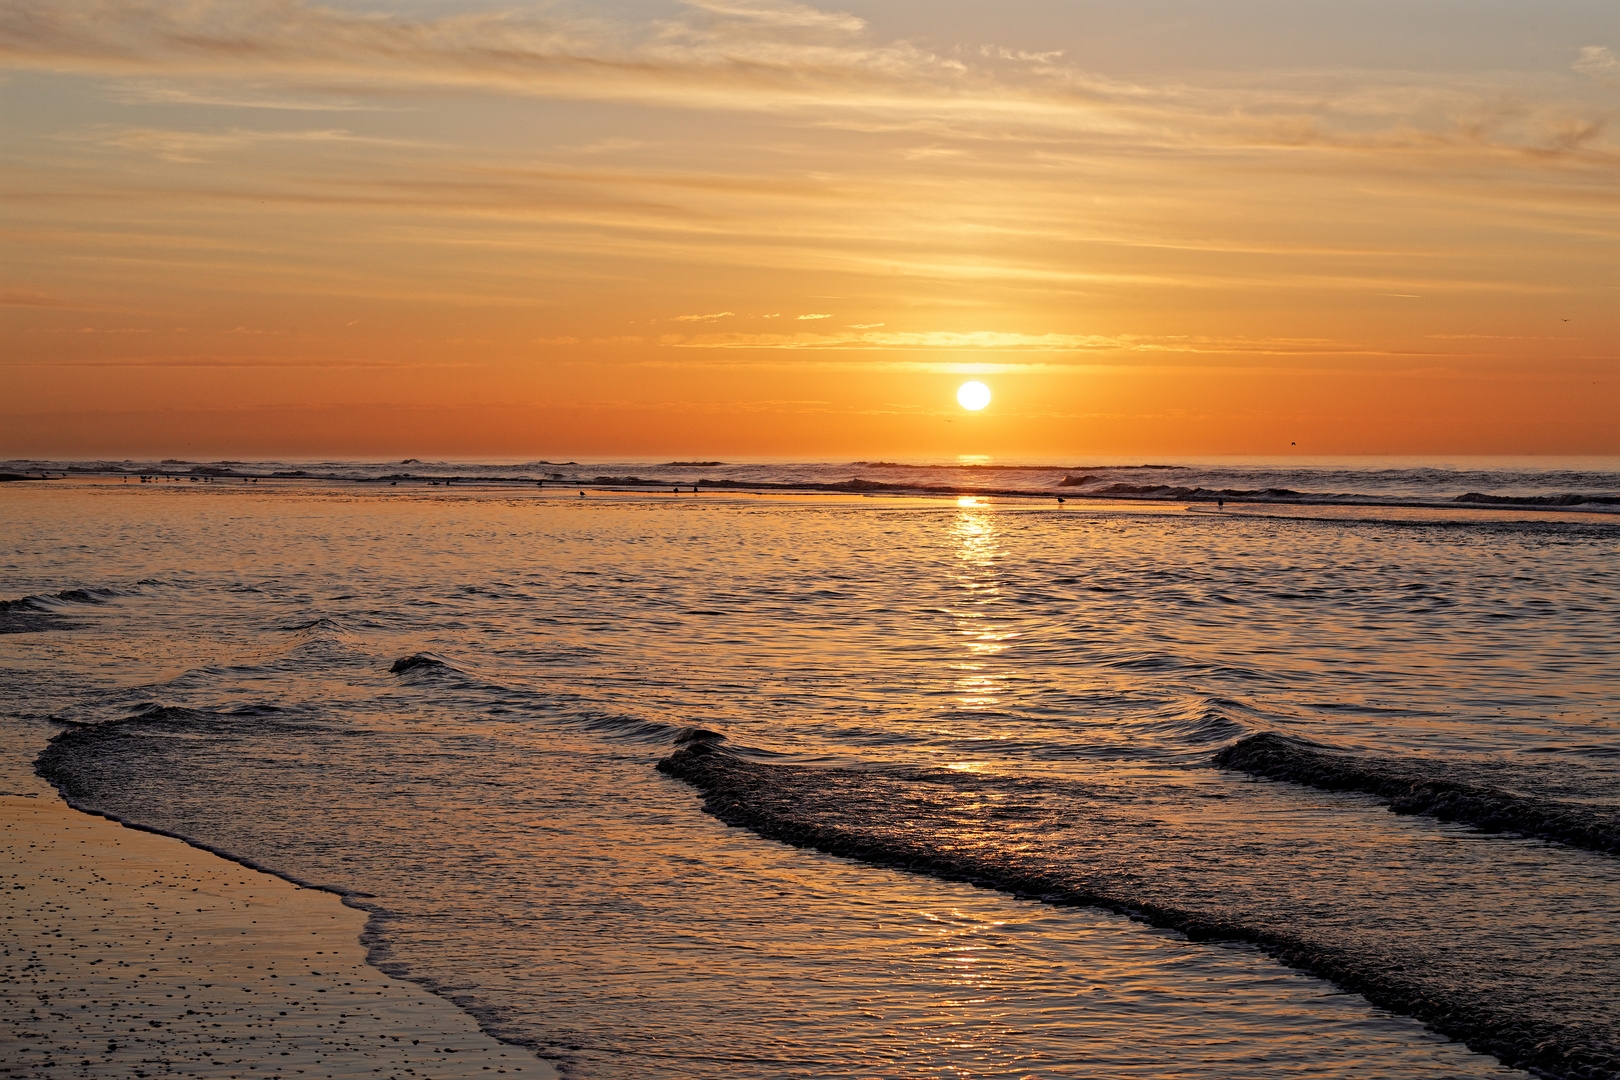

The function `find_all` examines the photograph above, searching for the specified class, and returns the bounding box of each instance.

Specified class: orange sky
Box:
[3,0,1616,458]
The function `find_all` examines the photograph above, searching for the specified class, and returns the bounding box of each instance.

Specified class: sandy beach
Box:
[1,783,558,1080]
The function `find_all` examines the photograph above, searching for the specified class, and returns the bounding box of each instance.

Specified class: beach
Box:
[2,461,1617,1078]
[1,726,556,1079]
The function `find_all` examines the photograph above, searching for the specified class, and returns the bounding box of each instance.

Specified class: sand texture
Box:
[1,793,557,1080]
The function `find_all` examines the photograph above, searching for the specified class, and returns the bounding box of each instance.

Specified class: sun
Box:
[957,381,992,410]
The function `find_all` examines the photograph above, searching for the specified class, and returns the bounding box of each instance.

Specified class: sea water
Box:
[2,457,1617,1078]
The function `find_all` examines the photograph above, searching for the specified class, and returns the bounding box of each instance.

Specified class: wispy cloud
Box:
[682,0,867,35]
[662,330,1402,354]
[60,125,386,162]
[0,289,102,309]
[1,0,1611,160]
[112,80,386,111]
[0,355,471,369]
[0,0,962,106]
[796,312,833,319]
[1573,46,1620,88]
[672,311,736,321]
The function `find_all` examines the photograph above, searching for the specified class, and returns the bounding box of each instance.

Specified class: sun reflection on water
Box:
[950,505,1013,713]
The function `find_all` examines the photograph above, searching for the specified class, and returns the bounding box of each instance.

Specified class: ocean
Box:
[2,456,1617,1079]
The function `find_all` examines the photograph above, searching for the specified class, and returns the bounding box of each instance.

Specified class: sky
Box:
[2,0,1617,459]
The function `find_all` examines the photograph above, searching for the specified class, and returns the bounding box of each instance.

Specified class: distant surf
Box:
[7,455,1619,513]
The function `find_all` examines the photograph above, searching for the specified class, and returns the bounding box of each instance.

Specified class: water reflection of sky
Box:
[1,484,1588,1080]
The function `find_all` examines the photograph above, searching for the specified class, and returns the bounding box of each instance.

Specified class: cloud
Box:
[796,312,833,319]
[62,125,379,162]
[0,289,102,309]
[681,0,867,35]
[112,80,383,111]
[0,0,960,108]
[573,138,653,154]
[672,311,736,321]
[1,0,1610,161]
[0,355,469,368]
[1574,46,1620,88]
[663,330,1401,354]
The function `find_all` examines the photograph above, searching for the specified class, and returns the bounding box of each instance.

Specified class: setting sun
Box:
[957,382,992,411]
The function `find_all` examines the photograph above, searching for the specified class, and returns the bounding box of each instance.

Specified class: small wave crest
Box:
[0,585,138,633]
[1136,707,1253,745]
[1213,732,1620,857]
[279,615,356,633]
[389,652,459,675]
[0,585,130,613]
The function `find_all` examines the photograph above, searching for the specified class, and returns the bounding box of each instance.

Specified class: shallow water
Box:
[3,463,1618,1078]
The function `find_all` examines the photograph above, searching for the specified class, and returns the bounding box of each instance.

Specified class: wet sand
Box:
[0,792,557,1080]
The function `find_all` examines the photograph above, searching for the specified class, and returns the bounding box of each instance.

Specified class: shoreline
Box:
[1,786,559,1079]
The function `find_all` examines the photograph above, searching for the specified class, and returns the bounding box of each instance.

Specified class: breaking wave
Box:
[657,740,1620,1080]
[1214,732,1620,857]
[0,584,149,634]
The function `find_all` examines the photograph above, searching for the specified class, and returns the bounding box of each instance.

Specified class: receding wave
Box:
[1214,732,1620,857]
[35,706,357,895]
[657,741,1620,1080]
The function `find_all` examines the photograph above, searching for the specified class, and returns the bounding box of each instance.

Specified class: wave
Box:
[656,740,1620,1080]
[1455,492,1620,506]
[1054,479,1620,508]
[0,585,138,634]
[855,461,1190,473]
[34,706,361,896]
[0,585,131,613]
[385,653,693,743]
[1214,733,1620,857]
[11,456,1617,511]
[390,652,456,675]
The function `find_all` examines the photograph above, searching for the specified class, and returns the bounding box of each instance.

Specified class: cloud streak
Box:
[1573,46,1620,88]
[1,0,1612,161]
[0,289,105,309]
[662,330,1417,355]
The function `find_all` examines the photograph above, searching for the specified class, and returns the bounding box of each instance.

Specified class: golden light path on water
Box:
[949,500,1013,768]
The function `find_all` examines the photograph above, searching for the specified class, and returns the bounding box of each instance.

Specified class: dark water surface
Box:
[3,464,1617,1078]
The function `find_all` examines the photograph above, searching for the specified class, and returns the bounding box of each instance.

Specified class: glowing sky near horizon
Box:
[1,0,1616,458]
